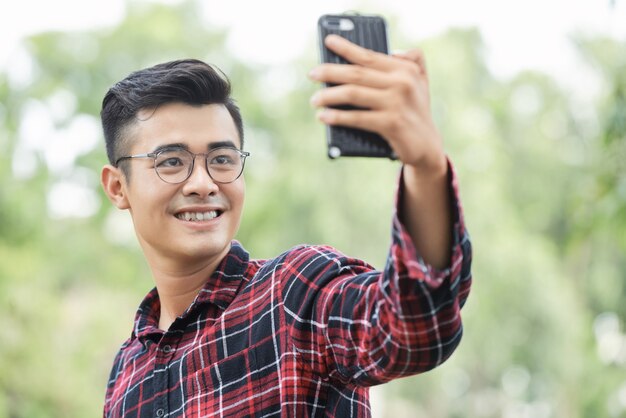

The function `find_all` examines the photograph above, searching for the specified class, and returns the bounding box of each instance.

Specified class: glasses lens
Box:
[154,149,193,183]
[207,148,245,183]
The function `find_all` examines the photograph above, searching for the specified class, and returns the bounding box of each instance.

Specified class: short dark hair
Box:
[101,59,244,167]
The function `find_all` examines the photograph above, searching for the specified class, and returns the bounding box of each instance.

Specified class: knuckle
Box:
[341,110,361,127]
[384,113,403,134]
[394,73,415,95]
[347,66,367,84]
[344,85,360,102]
[396,58,421,77]
[333,112,349,126]
[321,64,343,79]
[360,50,377,67]
[407,61,422,76]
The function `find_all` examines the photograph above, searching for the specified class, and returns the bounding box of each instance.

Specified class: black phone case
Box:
[318,14,396,160]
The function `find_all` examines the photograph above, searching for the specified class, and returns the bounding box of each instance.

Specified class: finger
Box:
[392,48,428,77]
[310,85,387,110]
[324,34,397,72]
[309,63,391,89]
[317,108,391,135]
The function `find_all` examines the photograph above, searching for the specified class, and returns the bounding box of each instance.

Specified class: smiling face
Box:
[102,102,245,267]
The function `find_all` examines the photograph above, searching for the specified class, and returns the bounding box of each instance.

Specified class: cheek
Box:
[224,182,245,221]
[233,183,245,209]
[127,187,171,223]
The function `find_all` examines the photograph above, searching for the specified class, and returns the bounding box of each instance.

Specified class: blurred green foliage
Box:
[1,1,625,417]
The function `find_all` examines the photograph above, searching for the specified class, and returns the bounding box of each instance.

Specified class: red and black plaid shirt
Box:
[104,167,472,417]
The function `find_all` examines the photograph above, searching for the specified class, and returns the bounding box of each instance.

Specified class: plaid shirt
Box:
[104,167,472,418]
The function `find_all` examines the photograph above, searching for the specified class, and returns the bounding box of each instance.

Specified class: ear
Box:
[101,164,130,210]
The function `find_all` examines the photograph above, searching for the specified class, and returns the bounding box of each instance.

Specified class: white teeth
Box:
[177,211,219,221]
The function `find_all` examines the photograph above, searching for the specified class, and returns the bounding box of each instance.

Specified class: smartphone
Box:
[317,14,396,160]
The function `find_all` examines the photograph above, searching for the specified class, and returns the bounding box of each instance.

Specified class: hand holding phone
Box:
[317,14,396,159]
[312,15,446,170]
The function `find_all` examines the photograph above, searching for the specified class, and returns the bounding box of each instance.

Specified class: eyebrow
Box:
[152,140,239,154]
[208,140,238,150]
[152,143,188,154]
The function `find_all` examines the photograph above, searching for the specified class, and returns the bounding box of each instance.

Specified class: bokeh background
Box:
[1,0,625,417]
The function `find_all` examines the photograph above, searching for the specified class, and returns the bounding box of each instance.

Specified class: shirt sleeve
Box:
[281,158,472,386]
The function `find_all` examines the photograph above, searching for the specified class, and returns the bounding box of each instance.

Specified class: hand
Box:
[309,34,447,175]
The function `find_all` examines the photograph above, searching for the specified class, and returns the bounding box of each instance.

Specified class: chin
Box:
[176,241,232,261]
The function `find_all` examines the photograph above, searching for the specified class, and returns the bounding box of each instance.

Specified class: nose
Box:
[181,155,219,197]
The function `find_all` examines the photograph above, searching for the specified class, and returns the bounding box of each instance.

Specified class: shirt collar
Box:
[131,241,250,340]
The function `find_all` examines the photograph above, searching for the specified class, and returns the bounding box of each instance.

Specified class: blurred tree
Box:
[1,0,625,417]
[0,1,253,416]
[375,28,626,418]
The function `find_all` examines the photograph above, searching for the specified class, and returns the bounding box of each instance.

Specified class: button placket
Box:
[152,333,181,418]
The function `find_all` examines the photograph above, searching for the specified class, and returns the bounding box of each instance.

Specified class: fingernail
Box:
[310,92,321,106]
[325,34,340,46]
[308,68,321,80]
[317,109,331,122]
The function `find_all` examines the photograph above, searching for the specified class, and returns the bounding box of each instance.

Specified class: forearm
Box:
[401,154,453,270]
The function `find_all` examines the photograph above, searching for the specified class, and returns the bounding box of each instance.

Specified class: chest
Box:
[106,278,311,417]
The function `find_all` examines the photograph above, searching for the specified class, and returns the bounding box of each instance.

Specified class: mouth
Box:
[175,210,223,222]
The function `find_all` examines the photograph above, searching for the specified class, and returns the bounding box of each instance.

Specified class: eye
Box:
[155,150,188,169]
[211,155,234,165]
[157,157,184,167]
[209,150,238,166]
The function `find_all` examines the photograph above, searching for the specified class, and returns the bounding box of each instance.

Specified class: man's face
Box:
[113,102,245,265]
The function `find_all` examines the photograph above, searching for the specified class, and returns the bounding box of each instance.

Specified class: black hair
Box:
[100,59,244,167]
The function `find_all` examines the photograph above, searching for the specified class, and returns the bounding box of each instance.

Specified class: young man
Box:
[100,34,472,417]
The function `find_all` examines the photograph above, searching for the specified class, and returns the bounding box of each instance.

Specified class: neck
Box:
[145,248,230,331]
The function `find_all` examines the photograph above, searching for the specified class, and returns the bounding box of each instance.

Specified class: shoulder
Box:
[250,244,375,285]
[266,244,347,268]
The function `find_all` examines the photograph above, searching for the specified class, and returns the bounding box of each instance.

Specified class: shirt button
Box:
[156,408,165,417]
[162,345,173,354]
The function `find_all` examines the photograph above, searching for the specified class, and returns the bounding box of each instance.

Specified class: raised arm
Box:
[309,34,452,269]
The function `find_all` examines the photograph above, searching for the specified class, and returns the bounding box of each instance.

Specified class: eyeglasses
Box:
[115,146,250,184]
